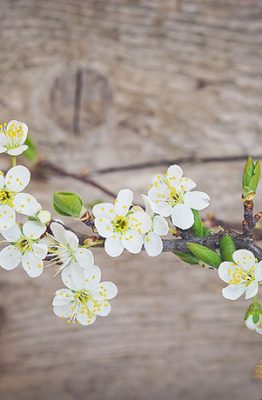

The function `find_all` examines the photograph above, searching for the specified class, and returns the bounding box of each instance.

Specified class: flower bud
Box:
[242,157,261,200]
[173,250,199,265]
[190,210,203,238]
[187,243,222,268]
[37,210,52,225]
[219,234,236,262]
[53,192,85,218]
[244,299,262,325]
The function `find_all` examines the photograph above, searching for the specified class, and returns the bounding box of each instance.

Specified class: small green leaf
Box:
[23,136,37,161]
[173,250,199,265]
[187,243,222,268]
[190,210,203,237]
[249,161,260,192]
[242,157,254,188]
[53,192,84,218]
[219,235,236,262]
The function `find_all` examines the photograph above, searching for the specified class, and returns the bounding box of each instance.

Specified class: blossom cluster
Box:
[0,119,261,335]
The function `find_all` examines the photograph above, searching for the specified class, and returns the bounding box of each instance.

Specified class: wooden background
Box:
[0,0,262,399]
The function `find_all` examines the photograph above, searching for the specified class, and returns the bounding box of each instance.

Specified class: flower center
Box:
[112,216,129,234]
[16,238,33,254]
[229,266,255,286]
[74,289,91,304]
[0,189,15,207]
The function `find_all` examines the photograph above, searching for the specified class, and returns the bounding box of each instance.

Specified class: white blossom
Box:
[0,120,28,156]
[47,222,94,288]
[140,195,169,257]
[0,165,40,230]
[92,189,152,257]
[245,315,262,335]
[0,221,47,277]
[52,265,118,326]
[147,164,210,230]
[218,249,262,300]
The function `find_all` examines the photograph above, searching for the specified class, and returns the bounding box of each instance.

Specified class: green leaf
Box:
[187,243,222,269]
[190,210,203,237]
[23,136,37,161]
[53,192,84,218]
[173,250,199,265]
[249,161,260,192]
[242,157,254,189]
[219,235,236,262]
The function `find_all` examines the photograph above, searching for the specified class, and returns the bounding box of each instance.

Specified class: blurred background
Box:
[0,0,262,399]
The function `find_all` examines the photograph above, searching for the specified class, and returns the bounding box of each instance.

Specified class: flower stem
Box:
[12,156,17,167]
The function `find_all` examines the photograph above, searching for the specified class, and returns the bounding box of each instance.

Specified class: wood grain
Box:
[0,0,261,399]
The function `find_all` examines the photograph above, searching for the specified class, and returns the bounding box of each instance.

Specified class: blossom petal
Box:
[218,262,235,283]
[92,202,116,220]
[171,204,194,229]
[52,289,74,306]
[255,261,262,281]
[95,217,113,238]
[33,243,48,259]
[245,280,259,299]
[166,165,183,180]
[76,311,96,326]
[82,265,102,289]
[23,220,46,239]
[131,211,152,234]
[141,194,154,217]
[95,301,111,316]
[65,229,79,249]
[144,231,163,257]
[114,189,133,216]
[121,232,143,254]
[50,222,67,245]
[232,249,256,270]
[61,263,85,291]
[222,284,245,300]
[0,146,7,154]
[5,165,30,192]
[0,245,21,270]
[75,248,94,269]
[245,315,256,331]
[184,191,210,211]
[0,204,15,230]
[7,145,28,156]
[0,173,5,188]
[181,177,196,191]
[93,282,118,300]
[22,251,43,278]
[14,193,41,216]
[53,304,72,319]
[153,215,169,235]
[0,223,21,242]
[105,237,124,257]
[7,120,28,143]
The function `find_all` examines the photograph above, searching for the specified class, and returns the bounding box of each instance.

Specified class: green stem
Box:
[12,156,17,167]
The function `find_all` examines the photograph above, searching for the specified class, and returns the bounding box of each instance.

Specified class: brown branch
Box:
[92,154,262,175]
[37,160,116,199]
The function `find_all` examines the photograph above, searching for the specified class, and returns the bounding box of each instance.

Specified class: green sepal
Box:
[53,192,85,218]
[203,227,211,237]
[23,136,37,161]
[190,210,203,237]
[187,242,222,269]
[219,235,236,262]
[173,250,199,265]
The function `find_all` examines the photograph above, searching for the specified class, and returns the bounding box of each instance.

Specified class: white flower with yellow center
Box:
[92,189,152,257]
[245,315,262,335]
[47,222,95,289]
[139,195,169,257]
[0,120,28,156]
[0,165,40,230]
[147,165,210,230]
[0,221,47,277]
[218,249,262,300]
[52,265,118,326]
